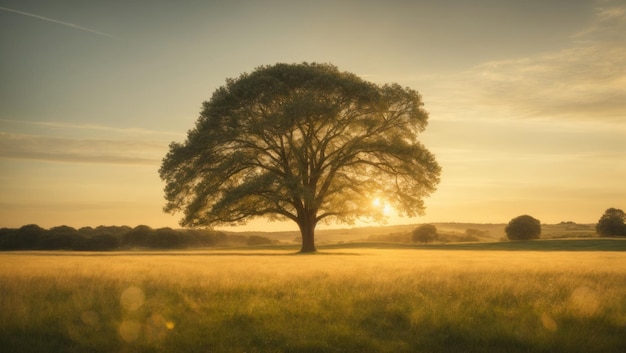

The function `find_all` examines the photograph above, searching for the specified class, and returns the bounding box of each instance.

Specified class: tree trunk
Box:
[298,217,317,253]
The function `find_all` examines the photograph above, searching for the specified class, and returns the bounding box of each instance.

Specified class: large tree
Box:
[160,63,441,252]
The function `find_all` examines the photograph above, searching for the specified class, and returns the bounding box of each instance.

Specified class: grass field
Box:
[1,240,625,352]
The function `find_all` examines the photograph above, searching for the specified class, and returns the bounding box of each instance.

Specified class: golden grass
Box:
[1,249,625,352]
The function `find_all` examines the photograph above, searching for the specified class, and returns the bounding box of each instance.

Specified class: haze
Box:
[1,0,624,230]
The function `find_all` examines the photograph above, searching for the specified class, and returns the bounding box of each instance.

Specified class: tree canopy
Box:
[412,224,438,244]
[505,215,541,240]
[160,63,441,252]
[596,208,626,236]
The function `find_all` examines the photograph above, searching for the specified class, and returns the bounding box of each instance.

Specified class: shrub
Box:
[412,224,438,244]
[246,235,274,246]
[596,208,626,237]
[465,228,488,239]
[505,215,541,240]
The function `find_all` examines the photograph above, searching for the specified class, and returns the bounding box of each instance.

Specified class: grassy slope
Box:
[227,222,599,244]
[235,238,626,252]
[1,245,626,353]
[322,238,626,251]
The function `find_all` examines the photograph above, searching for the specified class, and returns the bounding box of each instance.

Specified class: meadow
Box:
[1,242,625,352]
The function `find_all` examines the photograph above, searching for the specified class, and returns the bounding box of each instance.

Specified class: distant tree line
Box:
[0,224,276,251]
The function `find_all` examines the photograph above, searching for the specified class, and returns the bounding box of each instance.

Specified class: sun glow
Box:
[372,198,393,216]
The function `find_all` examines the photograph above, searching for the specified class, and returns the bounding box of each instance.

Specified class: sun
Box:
[372,198,393,216]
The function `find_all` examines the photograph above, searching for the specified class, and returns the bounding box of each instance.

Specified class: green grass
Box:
[318,238,626,251]
[410,238,626,251]
[1,247,625,352]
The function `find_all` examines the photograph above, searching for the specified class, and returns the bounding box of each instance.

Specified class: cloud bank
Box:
[0,119,185,138]
[0,132,164,165]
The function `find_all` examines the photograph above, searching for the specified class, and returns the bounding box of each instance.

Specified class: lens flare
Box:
[118,320,141,342]
[120,286,145,311]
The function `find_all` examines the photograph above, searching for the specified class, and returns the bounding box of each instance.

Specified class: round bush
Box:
[505,215,541,240]
[596,208,626,237]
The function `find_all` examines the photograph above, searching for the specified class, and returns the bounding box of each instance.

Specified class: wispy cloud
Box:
[0,6,114,38]
[0,119,185,138]
[454,3,626,123]
[0,132,165,165]
[572,5,626,40]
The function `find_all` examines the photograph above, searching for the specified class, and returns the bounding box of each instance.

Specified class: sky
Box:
[1,0,625,230]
